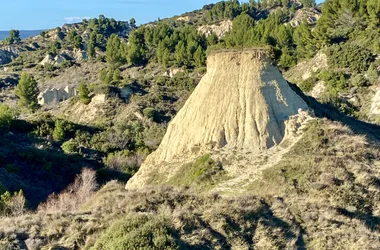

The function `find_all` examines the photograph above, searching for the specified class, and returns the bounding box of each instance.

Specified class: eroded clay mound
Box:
[128,50,310,189]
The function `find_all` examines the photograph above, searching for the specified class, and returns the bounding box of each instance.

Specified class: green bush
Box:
[79,82,91,105]
[0,104,14,130]
[299,77,317,92]
[143,107,158,121]
[169,154,224,188]
[351,74,368,87]
[53,120,65,141]
[318,71,348,93]
[326,44,373,73]
[61,139,78,154]
[92,215,180,250]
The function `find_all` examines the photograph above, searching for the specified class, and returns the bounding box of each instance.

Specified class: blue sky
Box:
[0,0,325,31]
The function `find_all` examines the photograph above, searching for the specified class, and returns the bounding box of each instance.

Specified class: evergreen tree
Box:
[88,39,96,59]
[279,47,296,69]
[106,34,122,69]
[367,63,379,84]
[3,30,21,45]
[78,82,91,105]
[367,0,380,26]
[73,35,83,49]
[225,13,255,47]
[194,46,206,68]
[0,104,13,130]
[207,33,219,46]
[294,22,316,60]
[50,41,61,55]
[126,30,146,66]
[175,41,187,66]
[100,68,112,85]
[53,120,65,141]
[15,73,39,109]
[112,69,122,85]
[130,18,137,28]
[127,43,145,66]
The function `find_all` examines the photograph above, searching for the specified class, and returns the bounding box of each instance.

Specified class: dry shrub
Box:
[0,190,26,217]
[38,168,97,213]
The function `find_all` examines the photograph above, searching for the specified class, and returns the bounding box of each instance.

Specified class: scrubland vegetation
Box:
[0,0,379,249]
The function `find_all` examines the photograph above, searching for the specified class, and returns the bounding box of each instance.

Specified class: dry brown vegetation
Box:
[37,168,97,214]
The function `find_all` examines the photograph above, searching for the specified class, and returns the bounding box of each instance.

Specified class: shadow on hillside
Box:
[0,120,131,209]
[336,207,380,232]
[288,82,380,143]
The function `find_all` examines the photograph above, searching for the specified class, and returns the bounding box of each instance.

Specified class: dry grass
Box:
[37,168,97,214]
[0,119,379,249]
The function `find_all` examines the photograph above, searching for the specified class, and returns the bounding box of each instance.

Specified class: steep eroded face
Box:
[127,50,311,189]
[153,50,309,162]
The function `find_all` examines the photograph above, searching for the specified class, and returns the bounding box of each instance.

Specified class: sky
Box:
[0,0,325,31]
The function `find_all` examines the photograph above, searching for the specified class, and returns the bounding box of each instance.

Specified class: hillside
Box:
[0,30,44,41]
[1,49,379,250]
[0,0,380,249]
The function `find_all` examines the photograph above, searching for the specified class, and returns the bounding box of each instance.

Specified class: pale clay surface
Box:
[127,50,313,192]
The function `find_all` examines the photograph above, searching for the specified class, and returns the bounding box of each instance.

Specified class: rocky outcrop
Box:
[163,68,185,78]
[370,88,380,115]
[127,49,312,190]
[0,45,21,65]
[284,51,328,82]
[38,86,78,105]
[39,54,67,66]
[197,20,233,38]
[287,8,321,27]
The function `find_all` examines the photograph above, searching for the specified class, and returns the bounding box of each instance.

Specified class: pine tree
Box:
[73,35,83,49]
[53,120,65,141]
[194,46,206,68]
[175,41,187,66]
[368,63,379,84]
[15,72,39,109]
[367,0,380,26]
[279,47,296,69]
[0,104,13,130]
[225,13,255,47]
[207,33,219,46]
[130,18,137,28]
[294,22,316,60]
[3,30,21,45]
[112,69,122,85]
[78,82,91,105]
[106,34,122,69]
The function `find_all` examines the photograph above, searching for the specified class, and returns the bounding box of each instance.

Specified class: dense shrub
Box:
[92,215,180,250]
[326,44,373,73]
[351,74,368,87]
[0,190,25,216]
[143,107,158,120]
[0,104,14,130]
[61,139,79,154]
[299,77,317,92]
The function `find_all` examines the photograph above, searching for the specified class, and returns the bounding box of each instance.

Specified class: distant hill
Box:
[0,30,44,40]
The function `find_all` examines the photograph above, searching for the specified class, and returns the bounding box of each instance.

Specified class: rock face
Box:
[197,20,233,38]
[370,88,380,115]
[127,50,311,190]
[284,51,328,82]
[38,86,78,105]
[39,54,67,66]
[0,45,20,65]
